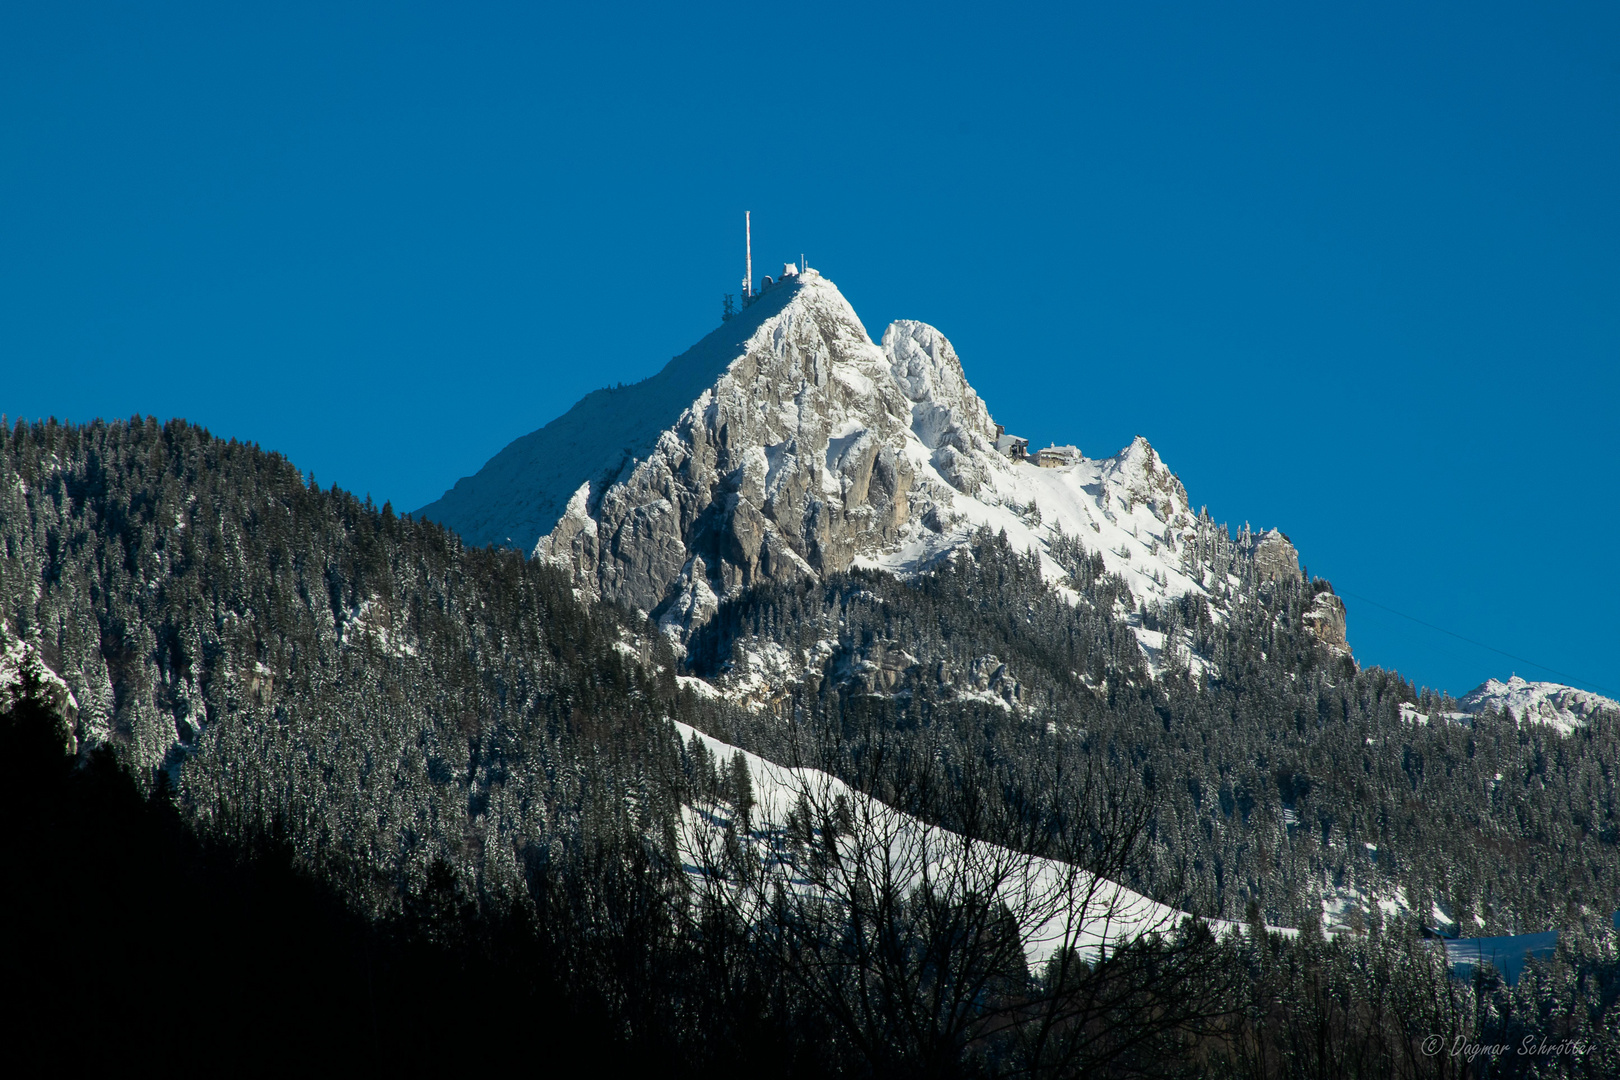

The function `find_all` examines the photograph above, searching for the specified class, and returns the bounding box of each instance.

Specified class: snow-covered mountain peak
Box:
[420,271,1330,688]
[1099,436,1190,518]
[416,270,826,553]
[1460,675,1617,735]
[883,320,998,447]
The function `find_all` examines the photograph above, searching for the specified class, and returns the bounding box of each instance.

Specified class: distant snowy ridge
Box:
[419,271,1334,695]
[1459,675,1617,736]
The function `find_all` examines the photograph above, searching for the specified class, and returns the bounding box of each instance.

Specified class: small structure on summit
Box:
[992,423,1028,461]
[756,259,811,297]
[724,216,813,321]
[1036,444,1081,468]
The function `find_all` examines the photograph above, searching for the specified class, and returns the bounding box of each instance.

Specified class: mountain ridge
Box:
[1459,674,1618,735]
[415,274,809,552]
[418,270,1334,676]
[414,271,1618,727]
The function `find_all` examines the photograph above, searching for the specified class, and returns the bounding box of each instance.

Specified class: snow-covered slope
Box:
[1459,676,1617,736]
[676,721,1285,965]
[419,270,1329,681]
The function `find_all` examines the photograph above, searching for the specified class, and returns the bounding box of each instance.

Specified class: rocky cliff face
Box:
[1304,589,1350,654]
[420,270,1350,674]
[531,272,981,627]
[1246,530,1302,584]
[1234,532,1351,658]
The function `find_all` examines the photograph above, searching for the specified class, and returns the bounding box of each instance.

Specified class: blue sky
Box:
[3,1,1617,698]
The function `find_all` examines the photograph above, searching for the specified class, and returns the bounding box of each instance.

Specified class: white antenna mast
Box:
[744,211,753,299]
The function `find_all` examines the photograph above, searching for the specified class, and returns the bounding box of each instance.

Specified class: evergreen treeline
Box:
[690,528,1620,937]
[3,415,1618,1075]
[0,678,643,1073]
[0,415,688,916]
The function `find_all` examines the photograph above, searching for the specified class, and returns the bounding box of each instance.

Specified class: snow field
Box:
[674,721,1288,968]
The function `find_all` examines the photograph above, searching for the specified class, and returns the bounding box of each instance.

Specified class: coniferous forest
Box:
[4,415,1618,1076]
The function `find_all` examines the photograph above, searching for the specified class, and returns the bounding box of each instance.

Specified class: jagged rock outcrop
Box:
[885,320,1000,495]
[532,272,940,621]
[1246,529,1303,584]
[1303,588,1350,654]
